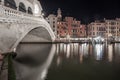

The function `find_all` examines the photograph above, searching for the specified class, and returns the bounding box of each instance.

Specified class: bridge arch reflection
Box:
[13,44,56,80]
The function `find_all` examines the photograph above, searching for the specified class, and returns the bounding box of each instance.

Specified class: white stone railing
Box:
[0,5,43,23]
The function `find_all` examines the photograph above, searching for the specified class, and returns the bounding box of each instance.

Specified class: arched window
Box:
[19,2,26,13]
[4,0,17,9]
[28,7,33,14]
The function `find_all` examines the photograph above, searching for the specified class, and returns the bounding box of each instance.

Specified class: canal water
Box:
[13,43,120,80]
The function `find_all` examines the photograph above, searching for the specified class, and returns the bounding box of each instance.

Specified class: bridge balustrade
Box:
[0,4,43,23]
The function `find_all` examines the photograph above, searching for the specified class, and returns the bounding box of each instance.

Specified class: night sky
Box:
[39,0,120,24]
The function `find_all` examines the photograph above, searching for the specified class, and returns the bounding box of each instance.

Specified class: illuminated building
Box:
[88,18,120,38]
[57,17,86,38]
[88,21,106,38]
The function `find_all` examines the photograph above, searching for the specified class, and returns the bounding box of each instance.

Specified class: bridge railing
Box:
[0,5,43,23]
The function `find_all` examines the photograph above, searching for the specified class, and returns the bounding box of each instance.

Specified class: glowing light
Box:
[42,13,44,16]
[94,36,101,40]
[34,4,39,14]
[13,48,16,52]
[94,36,105,42]
[101,38,104,41]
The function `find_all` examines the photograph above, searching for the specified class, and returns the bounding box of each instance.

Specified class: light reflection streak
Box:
[81,43,89,57]
[56,44,59,55]
[95,44,103,60]
[79,52,83,63]
[108,44,113,62]
[66,44,70,58]
[79,43,89,63]
[74,43,79,55]
[57,56,61,66]
[115,43,120,56]
[63,44,67,54]
[55,43,120,65]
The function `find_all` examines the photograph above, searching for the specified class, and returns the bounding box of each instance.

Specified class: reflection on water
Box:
[47,43,120,80]
[12,43,120,80]
[94,44,104,60]
[108,44,113,62]
[13,44,56,80]
[54,43,120,63]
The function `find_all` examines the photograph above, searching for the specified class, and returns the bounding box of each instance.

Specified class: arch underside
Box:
[3,0,33,14]
[28,7,33,14]
[0,23,54,54]
[19,2,26,12]
[21,27,52,43]
[4,0,17,9]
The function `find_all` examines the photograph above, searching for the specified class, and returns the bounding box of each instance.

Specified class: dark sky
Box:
[39,0,120,24]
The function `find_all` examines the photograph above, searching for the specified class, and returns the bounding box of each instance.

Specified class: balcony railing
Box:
[0,4,43,23]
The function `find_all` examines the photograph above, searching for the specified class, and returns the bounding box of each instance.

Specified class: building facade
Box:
[88,18,120,38]
[46,14,58,36]
[46,8,86,38]
[105,19,120,37]
[88,21,106,38]
[79,25,86,37]
[46,8,62,37]
[57,17,86,38]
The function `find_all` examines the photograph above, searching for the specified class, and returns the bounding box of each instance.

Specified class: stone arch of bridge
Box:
[21,27,52,42]
[16,0,34,13]
[4,0,17,9]
[19,2,26,13]
[10,25,55,53]
[28,7,33,14]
